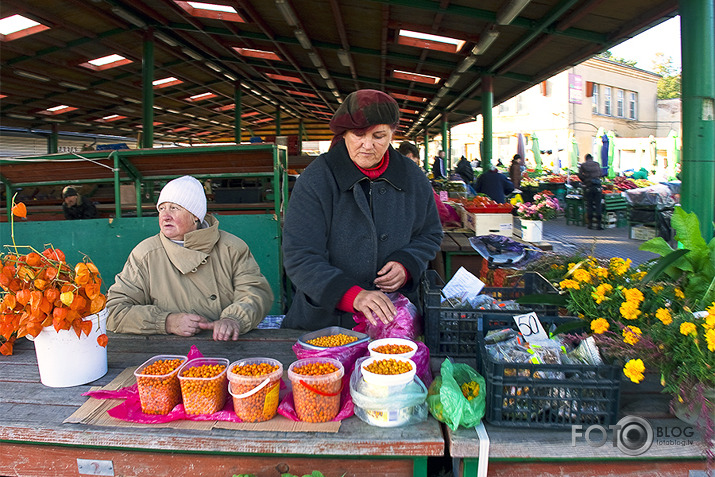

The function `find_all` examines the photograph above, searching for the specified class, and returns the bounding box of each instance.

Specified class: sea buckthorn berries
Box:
[305,333,358,347]
[230,362,282,422]
[136,358,185,415]
[179,362,228,415]
[372,344,414,355]
[364,358,412,375]
[290,361,342,423]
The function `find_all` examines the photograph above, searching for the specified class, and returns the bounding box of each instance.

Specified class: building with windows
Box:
[450,57,671,175]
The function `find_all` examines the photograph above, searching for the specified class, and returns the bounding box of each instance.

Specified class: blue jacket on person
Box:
[474,168,515,203]
[281,141,443,331]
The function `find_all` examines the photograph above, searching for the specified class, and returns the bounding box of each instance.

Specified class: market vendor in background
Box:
[106,175,273,341]
[474,164,515,203]
[62,186,97,220]
[281,89,443,331]
[577,153,605,230]
[509,154,522,189]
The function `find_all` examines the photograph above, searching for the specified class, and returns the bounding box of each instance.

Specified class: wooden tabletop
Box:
[0,329,444,476]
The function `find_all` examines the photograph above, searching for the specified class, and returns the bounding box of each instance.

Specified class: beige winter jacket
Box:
[106,215,273,335]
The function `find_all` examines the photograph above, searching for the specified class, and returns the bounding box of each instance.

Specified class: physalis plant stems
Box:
[0,201,107,356]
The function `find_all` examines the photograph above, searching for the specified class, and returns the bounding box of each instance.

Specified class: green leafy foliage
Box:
[639,207,715,308]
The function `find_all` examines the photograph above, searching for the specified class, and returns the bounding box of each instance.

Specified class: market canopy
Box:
[0,0,678,144]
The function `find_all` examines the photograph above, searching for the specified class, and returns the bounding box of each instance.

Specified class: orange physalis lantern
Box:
[11,202,27,218]
[97,333,108,347]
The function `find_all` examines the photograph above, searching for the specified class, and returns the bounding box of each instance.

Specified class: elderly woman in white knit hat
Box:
[106,175,273,341]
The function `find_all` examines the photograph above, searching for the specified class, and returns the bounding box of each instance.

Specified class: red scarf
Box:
[356,151,389,179]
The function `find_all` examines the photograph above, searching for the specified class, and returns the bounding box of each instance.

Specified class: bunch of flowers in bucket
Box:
[0,198,107,356]
[515,191,561,221]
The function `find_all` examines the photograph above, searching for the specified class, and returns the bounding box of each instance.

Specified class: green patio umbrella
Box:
[569,134,579,172]
[668,130,680,180]
[531,132,542,173]
[607,130,616,178]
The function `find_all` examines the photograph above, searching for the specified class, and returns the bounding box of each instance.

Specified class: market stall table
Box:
[0,330,444,477]
[447,379,709,476]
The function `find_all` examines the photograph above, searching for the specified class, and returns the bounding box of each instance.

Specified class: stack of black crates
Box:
[421,269,621,429]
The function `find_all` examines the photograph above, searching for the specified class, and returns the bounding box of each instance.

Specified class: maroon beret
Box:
[329,89,400,136]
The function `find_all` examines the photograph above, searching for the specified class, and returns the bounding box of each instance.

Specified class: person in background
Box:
[431,150,446,179]
[62,186,97,220]
[107,175,273,341]
[577,153,604,230]
[455,155,474,185]
[474,165,515,203]
[509,154,523,189]
[397,141,421,167]
[281,89,443,331]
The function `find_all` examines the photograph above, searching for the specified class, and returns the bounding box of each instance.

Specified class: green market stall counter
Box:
[0,329,444,477]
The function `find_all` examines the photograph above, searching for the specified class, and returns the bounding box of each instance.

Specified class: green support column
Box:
[47,124,58,154]
[423,131,429,171]
[276,108,281,136]
[142,30,154,149]
[442,120,450,172]
[681,0,715,239]
[298,119,304,154]
[234,86,242,143]
[482,75,494,171]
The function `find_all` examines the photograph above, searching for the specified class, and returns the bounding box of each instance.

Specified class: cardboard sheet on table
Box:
[64,367,340,433]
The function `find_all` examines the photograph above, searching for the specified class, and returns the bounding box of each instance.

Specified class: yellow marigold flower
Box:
[674,288,685,299]
[609,257,632,276]
[620,301,641,320]
[623,359,645,383]
[655,308,672,325]
[560,279,580,290]
[623,288,645,304]
[593,267,609,279]
[591,318,610,334]
[704,314,715,330]
[651,285,664,294]
[679,322,697,337]
[706,329,715,353]
[591,290,607,304]
[623,326,642,345]
[573,269,591,283]
[707,302,715,315]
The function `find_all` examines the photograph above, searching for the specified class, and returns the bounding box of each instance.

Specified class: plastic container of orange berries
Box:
[297,326,369,350]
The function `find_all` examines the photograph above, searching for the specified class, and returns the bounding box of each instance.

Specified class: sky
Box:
[608,16,681,72]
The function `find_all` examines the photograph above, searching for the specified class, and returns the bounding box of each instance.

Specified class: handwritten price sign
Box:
[512,312,549,342]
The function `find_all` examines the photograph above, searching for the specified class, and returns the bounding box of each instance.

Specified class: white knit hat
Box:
[157,175,207,222]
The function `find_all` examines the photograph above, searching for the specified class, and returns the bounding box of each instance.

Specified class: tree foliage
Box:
[652,53,681,99]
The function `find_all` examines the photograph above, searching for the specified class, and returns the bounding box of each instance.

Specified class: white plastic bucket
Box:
[521,220,543,242]
[28,308,108,387]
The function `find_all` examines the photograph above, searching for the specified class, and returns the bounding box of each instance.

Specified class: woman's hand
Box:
[199,318,241,341]
[374,261,407,293]
[353,290,397,325]
[165,313,211,337]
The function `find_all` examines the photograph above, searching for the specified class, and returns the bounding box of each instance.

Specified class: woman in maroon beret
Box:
[281,89,443,330]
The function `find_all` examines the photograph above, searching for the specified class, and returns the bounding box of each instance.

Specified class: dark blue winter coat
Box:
[281,141,443,330]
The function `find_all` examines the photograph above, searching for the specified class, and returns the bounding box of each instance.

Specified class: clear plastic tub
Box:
[134,355,187,415]
[288,357,344,422]
[228,357,283,422]
[177,357,229,415]
[368,338,418,360]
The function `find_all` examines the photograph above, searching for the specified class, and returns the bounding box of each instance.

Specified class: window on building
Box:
[498,102,511,114]
[604,87,612,116]
[617,89,624,117]
[592,84,599,114]
[629,92,637,119]
[516,95,523,113]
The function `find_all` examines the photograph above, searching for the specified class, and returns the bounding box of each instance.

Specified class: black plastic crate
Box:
[479,317,621,429]
[421,269,560,360]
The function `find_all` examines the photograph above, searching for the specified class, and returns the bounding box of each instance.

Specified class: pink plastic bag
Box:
[434,190,461,227]
[353,294,432,386]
